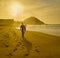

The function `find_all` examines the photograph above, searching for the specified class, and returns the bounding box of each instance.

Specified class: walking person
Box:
[20,23,26,38]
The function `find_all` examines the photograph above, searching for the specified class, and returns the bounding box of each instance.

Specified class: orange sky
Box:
[0,0,60,24]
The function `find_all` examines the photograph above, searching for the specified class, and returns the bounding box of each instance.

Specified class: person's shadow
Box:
[22,37,32,54]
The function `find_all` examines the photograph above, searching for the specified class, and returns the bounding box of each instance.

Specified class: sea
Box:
[16,24,60,36]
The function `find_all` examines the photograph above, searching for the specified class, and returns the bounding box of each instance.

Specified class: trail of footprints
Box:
[6,41,40,57]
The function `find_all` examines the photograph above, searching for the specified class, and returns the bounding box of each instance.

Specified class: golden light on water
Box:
[7,1,24,18]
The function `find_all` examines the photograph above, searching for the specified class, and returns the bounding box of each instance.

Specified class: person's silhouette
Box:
[20,23,26,38]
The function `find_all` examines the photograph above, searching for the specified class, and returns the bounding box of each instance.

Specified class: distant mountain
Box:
[24,17,45,25]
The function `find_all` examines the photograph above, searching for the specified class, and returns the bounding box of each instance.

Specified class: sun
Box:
[8,1,24,17]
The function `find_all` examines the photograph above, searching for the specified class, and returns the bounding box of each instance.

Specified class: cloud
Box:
[0,0,60,23]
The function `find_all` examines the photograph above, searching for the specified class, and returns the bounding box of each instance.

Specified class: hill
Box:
[24,17,45,25]
[0,19,14,26]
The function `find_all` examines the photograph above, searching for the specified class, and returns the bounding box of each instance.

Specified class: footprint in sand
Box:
[24,53,29,57]
[13,48,18,52]
[6,53,13,56]
[35,49,40,53]
[35,46,40,53]
[4,44,9,47]
[15,41,22,47]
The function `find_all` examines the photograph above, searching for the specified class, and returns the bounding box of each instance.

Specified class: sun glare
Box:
[8,1,24,17]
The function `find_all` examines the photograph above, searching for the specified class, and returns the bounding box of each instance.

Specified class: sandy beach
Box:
[0,26,60,58]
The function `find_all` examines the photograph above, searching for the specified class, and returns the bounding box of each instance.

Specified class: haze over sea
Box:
[17,24,60,36]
